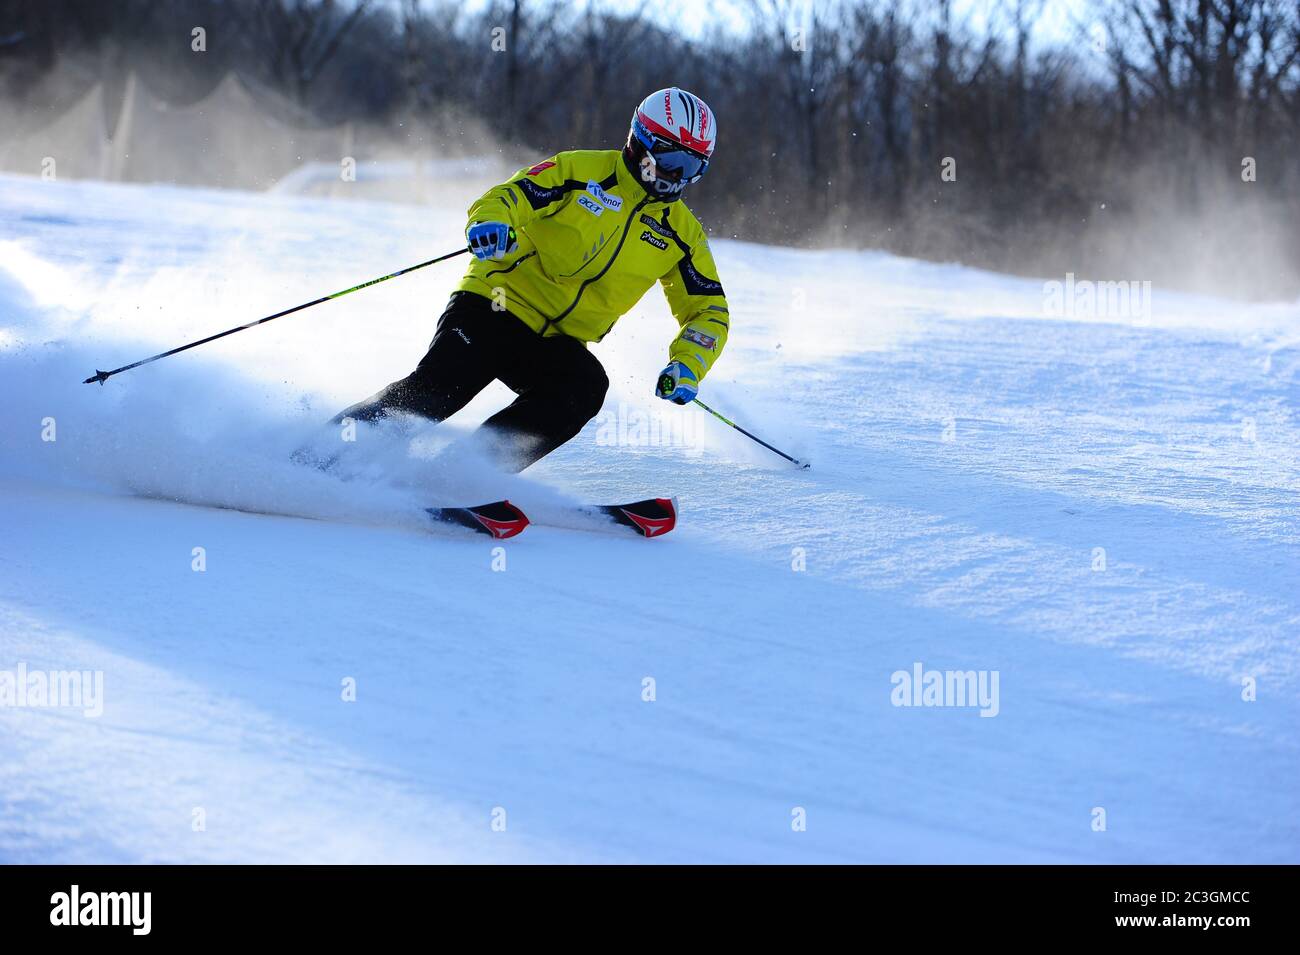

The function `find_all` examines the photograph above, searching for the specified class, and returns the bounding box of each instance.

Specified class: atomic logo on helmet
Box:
[623,88,717,201]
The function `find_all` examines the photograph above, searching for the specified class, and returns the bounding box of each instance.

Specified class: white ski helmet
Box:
[624,87,717,201]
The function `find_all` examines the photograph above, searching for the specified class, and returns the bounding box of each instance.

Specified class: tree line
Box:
[1,0,1298,298]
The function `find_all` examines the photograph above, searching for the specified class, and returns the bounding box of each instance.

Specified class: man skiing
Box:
[331,88,729,472]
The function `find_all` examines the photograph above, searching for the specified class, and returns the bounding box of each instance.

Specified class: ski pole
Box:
[83,247,471,385]
[690,397,810,469]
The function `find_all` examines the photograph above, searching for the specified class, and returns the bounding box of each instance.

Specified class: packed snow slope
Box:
[1,171,1297,864]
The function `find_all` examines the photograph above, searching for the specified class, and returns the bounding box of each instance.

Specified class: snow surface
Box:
[1,171,1297,863]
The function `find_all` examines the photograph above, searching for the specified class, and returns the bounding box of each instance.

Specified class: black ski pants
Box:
[334,291,609,471]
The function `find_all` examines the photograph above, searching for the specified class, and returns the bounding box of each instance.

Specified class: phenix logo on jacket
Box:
[458,149,731,384]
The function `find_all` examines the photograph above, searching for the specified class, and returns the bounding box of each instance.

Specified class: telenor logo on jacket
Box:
[586,180,623,211]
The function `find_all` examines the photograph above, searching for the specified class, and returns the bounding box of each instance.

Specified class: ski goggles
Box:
[632,117,710,184]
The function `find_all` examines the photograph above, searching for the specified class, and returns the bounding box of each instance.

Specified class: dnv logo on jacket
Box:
[458,149,731,382]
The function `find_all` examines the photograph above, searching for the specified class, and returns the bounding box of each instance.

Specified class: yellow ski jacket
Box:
[457,149,730,381]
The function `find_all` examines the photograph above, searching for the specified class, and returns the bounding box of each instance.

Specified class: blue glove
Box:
[655,361,698,405]
[466,221,517,261]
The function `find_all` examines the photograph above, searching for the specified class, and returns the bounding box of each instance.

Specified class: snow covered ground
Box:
[1,171,1296,863]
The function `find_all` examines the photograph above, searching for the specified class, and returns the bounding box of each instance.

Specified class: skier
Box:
[330,88,729,472]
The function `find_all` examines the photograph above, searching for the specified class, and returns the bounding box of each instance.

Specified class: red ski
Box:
[426,500,530,539]
[585,497,678,538]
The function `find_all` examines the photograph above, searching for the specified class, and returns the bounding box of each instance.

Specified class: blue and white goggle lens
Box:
[633,118,709,184]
